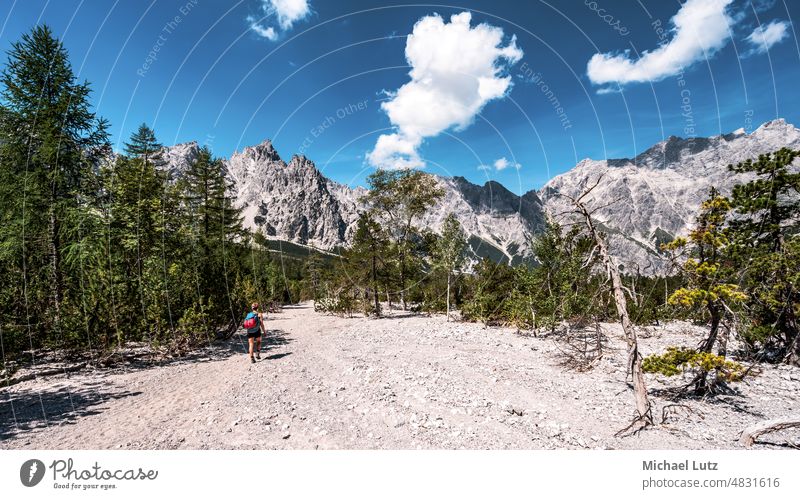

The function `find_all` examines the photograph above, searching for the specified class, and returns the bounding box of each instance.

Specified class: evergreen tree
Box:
[727,149,800,363]
[124,123,163,166]
[180,146,244,317]
[663,188,746,355]
[0,25,109,350]
[106,126,167,340]
[527,221,597,330]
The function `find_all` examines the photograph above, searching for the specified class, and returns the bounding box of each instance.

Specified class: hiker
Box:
[243,302,266,363]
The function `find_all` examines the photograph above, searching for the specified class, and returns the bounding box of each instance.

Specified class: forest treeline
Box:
[1,26,798,376]
[0,26,297,357]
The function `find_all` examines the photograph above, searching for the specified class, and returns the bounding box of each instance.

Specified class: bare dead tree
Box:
[560,176,653,434]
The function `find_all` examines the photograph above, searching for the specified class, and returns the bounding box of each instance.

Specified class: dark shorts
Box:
[246,330,262,339]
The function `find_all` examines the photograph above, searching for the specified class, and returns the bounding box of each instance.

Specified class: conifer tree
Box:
[125,123,163,165]
[106,125,167,338]
[663,188,746,355]
[727,148,800,363]
[0,24,109,347]
[342,213,385,316]
[180,146,244,315]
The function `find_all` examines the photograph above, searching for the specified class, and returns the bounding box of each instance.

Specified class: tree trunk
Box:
[700,304,721,353]
[576,199,652,429]
[372,253,380,317]
[399,254,407,311]
[786,327,800,366]
[48,202,63,316]
[446,272,451,322]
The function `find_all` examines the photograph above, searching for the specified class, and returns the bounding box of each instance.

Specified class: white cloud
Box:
[595,86,622,95]
[745,20,790,55]
[478,157,520,172]
[249,0,311,40]
[247,16,277,40]
[367,11,523,169]
[587,0,734,86]
[493,157,520,171]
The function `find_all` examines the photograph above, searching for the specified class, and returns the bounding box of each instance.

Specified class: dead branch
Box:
[739,418,800,447]
[2,362,88,389]
[660,404,704,424]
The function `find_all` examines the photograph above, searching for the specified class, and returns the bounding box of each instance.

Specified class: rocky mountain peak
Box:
[162,141,200,180]
[542,118,800,274]
[237,139,282,164]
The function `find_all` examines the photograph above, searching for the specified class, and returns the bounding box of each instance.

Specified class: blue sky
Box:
[1,0,798,194]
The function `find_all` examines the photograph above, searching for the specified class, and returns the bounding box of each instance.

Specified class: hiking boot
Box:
[256,351,261,360]
[250,356,256,364]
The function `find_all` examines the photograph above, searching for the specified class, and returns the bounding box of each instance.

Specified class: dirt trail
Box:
[1,303,798,449]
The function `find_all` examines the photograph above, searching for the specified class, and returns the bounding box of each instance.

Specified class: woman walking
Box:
[243,302,266,363]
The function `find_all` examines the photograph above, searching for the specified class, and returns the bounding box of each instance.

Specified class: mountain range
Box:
[161,119,800,272]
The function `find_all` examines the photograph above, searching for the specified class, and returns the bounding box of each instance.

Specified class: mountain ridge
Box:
[160,118,799,270]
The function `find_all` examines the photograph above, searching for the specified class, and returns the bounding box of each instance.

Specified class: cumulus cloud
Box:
[249,0,311,40]
[587,0,734,86]
[744,19,790,55]
[367,11,523,170]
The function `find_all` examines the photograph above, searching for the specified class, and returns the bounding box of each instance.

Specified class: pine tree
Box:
[125,123,163,166]
[664,189,746,354]
[727,148,800,363]
[337,213,387,316]
[528,221,597,330]
[180,146,244,316]
[106,125,167,341]
[0,25,109,349]
[660,189,746,392]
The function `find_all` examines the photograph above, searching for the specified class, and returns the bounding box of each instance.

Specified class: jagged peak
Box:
[169,140,199,148]
[237,138,281,162]
[753,118,795,134]
[289,153,315,166]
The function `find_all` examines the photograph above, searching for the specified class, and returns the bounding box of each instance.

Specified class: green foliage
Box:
[662,188,744,354]
[0,24,109,352]
[365,169,444,309]
[461,258,517,325]
[0,26,303,360]
[643,347,745,383]
[725,149,800,362]
[431,213,466,317]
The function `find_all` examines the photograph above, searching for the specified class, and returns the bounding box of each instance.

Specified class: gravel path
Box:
[1,302,798,449]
